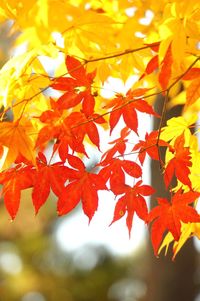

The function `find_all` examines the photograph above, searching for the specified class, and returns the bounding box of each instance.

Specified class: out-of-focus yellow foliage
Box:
[0,0,199,86]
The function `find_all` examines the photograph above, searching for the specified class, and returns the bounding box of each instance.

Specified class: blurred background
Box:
[1,20,200,301]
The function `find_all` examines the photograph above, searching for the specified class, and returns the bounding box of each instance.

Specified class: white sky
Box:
[55,192,148,256]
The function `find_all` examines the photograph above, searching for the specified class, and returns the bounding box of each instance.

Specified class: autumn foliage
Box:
[0,0,200,258]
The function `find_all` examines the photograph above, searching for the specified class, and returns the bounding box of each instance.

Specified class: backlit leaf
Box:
[149,189,200,255]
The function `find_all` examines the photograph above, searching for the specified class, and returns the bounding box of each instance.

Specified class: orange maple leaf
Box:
[0,118,36,169]
[186,77,200,107]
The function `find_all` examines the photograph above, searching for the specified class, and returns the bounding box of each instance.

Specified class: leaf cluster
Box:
[0,0,200,258]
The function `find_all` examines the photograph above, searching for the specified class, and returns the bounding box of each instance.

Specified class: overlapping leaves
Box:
[0,0,200,260]
[149,189,200,255]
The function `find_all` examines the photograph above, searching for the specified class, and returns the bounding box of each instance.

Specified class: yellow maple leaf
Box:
[158,1,200,70]
[160,115,197,143]
[159,222,200,259]
[0,49,52,108]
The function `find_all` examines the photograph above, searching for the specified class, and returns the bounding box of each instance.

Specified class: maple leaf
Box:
[172,223,200,259]
[57,155,107,221]
[36,108,87,159]
[164,134,192,188]
[36,96,105,159]
[101,127,130,163]
[185,78,200,107]
[148,189,200,255]
[32,152,72,214]
[105,88,159,134]
[52,56,96,115]
[111,180,155,236]
[0,164,35,219]
[182,68,200,81]
[0,0,200,258]
[35,100,64,149]
[0,118,36,169]
[132,131,169,165]
[99,158,142,195]
[140,55,159,79]
[159,222,200,259]
[160,115,196,143]
[53,56,96,90]
[158,43,173,91]
[65,111,106,151]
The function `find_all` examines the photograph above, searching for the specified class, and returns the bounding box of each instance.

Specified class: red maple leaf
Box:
[148,189,200,255]
[158,43,173,91]
[101,127,130,163]
[57,155,107,221]
[65,111,106,151]
[111,180,155,236]
[132,130,169,164]
[55,113,89,160]
[36,106,87,159]
[32,152,72,214]
[140,55,159,79]
[36,95,105,159]
[35,99,64,149]
[52,56,96,115]
[99,158,142,195]
[164,134,192,188]
[0,164,35,219]
[105,88,159,134]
